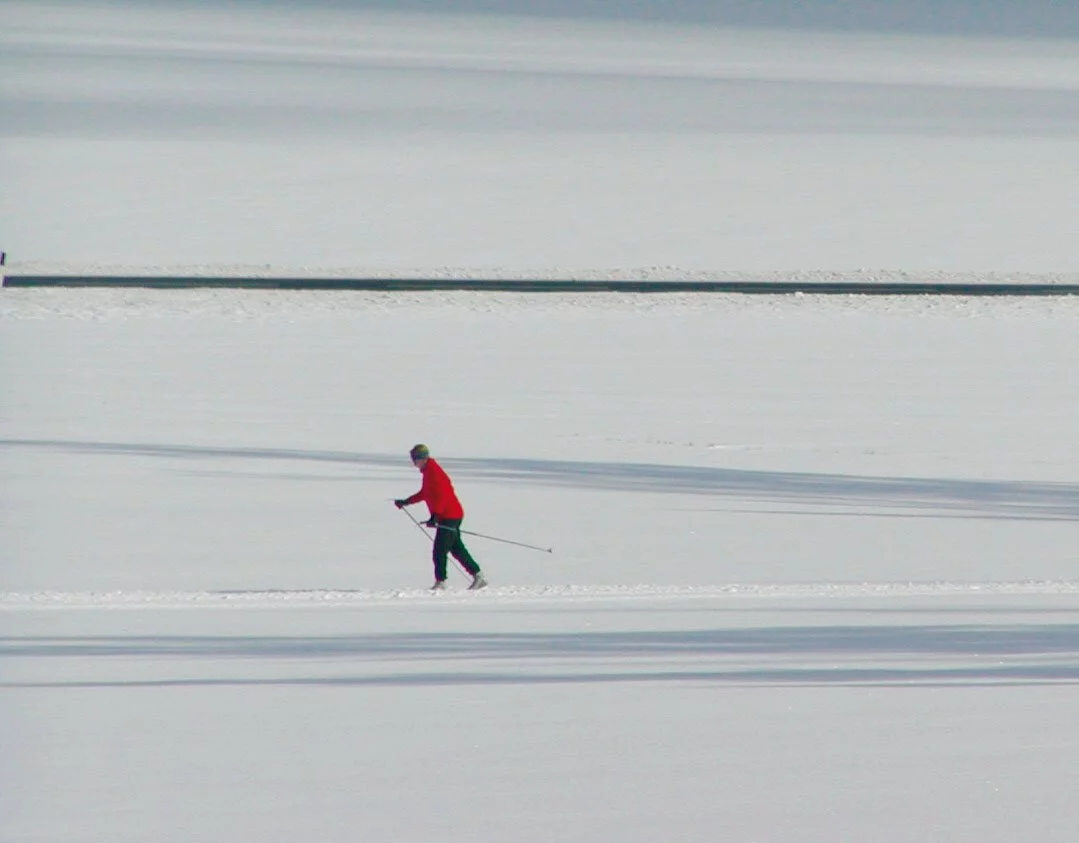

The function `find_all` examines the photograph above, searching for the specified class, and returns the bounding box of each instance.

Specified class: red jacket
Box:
[405,458,464,520]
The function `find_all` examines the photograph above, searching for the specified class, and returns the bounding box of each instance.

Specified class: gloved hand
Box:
[425,515,440,528]
[394,499,407,509]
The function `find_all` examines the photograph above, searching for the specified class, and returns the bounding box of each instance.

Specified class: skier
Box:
[394,444,487,591]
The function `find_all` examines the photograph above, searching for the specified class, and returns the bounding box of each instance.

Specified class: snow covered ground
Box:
[3,0,1079,273]
[4,2,1079,841]
[3,289,1079,841]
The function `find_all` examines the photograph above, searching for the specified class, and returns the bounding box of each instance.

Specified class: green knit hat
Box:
[409,443,430,461]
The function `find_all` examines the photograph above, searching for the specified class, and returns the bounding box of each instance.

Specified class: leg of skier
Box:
[443,518,486,589]
[431,525,453,589]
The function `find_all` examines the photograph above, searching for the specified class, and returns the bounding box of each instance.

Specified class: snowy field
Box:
[4,1,1079,841]
[3,0,1079,273]
[4,289,1079,842]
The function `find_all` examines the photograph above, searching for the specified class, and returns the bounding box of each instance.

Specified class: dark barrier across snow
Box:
[5,275,1079,295]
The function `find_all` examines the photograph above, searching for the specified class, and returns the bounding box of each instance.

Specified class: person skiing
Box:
[394,444,487,591]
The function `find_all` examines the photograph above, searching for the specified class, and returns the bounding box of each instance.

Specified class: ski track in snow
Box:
[4,581,1079,609]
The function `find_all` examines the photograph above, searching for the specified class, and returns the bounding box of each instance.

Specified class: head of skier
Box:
[409,443,430,469]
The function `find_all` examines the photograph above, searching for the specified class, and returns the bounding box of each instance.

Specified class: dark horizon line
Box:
[5,275,1079,296]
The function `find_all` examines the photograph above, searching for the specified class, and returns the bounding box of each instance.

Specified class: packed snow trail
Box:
[4,581,1079,609]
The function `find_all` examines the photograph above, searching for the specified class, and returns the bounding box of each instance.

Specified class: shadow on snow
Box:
[3,438,1079,521]
[4,623,1079,689]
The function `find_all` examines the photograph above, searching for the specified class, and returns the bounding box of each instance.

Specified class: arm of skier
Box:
[394,490,425,509]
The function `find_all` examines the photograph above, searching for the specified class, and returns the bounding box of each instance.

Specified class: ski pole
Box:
[398,506,472,580]
[435,523,552,554]
[400,506,432,541]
